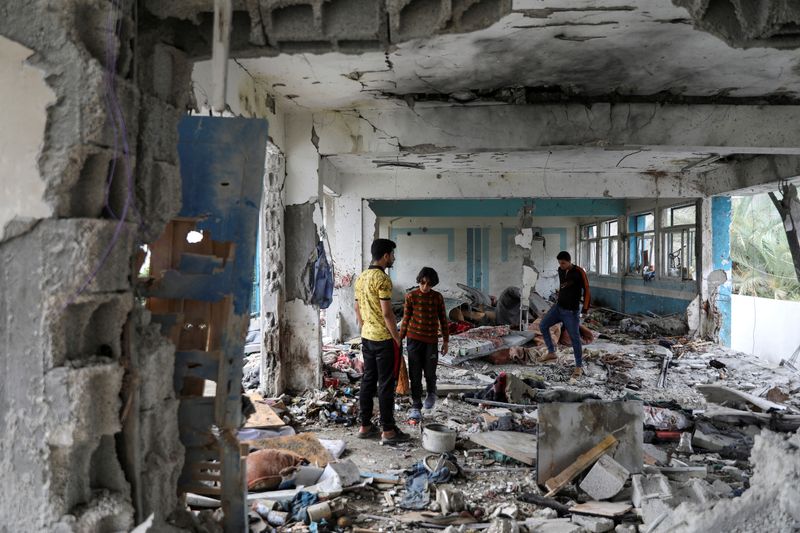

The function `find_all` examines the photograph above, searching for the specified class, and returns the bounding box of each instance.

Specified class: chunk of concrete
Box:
[571,514,615,533]
[692,427,738,452]
[642,443,669,465]
[631,473,672,508]
[579,454,630,500]
[676,478,719,506]
[523,518,583,533]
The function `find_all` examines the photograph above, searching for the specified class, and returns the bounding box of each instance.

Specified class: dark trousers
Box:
[407,338,438,409]
[540,305,583,367]
[359,338,399,431]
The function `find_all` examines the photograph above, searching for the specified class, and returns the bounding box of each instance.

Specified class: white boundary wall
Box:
[731,294,800,365]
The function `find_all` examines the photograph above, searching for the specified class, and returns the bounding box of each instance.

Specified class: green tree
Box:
[731,194,800,301]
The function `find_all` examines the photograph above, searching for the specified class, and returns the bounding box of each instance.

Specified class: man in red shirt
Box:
[539,251,591,379]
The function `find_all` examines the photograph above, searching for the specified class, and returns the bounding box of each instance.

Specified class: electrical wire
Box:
[66,0,135,307]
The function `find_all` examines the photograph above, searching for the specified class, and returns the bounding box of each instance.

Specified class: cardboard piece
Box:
[537,401,643,485]
[245,432,333,467]
[468,431,537,465]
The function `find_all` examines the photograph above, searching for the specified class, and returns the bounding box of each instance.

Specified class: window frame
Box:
[660,203,697,280]
[626,211,656,276]
[579,222,599,274]
[598,218,620,276]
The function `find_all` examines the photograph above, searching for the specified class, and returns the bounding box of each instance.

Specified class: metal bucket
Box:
[422,423,457,453]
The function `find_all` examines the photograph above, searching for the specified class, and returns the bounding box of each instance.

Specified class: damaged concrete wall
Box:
[0,1,190,529]
[375,215,576,300]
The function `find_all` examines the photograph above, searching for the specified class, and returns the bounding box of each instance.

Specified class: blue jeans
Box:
[540,306,583,367]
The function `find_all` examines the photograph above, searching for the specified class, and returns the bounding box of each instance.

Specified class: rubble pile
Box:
[204,303,800,532]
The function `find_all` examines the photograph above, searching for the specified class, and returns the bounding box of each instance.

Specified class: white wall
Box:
[0,36,56,242]
[731,294,800,364]
[376,216,578,300]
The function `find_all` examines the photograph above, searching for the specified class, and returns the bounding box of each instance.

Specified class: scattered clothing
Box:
[400,462,453,509]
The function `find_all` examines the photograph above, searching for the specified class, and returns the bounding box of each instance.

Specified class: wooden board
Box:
[245,393,285,429]
[570,501,632,517]
[244,432,333,467]
[544,434,617,497]
[468,431,537,465]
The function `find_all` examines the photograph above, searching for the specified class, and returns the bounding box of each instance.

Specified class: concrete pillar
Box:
[259,145,287,396]
[326,193,364,341]
[698,197,732,343]
[282,111,324,392]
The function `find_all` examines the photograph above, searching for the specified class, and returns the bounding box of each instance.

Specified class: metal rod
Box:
[211,0,232,112]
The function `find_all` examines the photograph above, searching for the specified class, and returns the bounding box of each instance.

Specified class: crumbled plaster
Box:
[0,35,56,242]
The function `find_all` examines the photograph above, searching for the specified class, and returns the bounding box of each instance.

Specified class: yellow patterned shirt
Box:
[354,266,394,341]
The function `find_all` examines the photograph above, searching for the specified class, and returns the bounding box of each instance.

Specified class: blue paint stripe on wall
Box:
[500,227,567,261]
[466,228,474,287]
[712,196,732,346]
[481,228,490,292]
[591,286,693,316]
[370,199,625,218]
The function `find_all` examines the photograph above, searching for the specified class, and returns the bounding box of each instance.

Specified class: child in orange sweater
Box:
[400,267,449,421]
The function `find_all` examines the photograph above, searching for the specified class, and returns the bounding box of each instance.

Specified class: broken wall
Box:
[0,1,191,529]
[375,214,576,300]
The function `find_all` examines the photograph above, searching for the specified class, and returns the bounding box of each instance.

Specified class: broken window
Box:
[661,204,697,280]
[579,223,598,273]
[599,219,619,275]
[628,213,655,275]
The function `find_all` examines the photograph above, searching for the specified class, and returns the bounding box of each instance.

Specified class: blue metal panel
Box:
[177,116,268,316]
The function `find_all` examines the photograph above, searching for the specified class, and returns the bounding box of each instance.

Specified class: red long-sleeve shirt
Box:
[399,289,449,344]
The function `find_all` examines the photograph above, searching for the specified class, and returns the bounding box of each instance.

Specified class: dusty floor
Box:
[255,333,800,532]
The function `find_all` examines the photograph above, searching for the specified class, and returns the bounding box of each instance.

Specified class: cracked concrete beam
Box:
[698,154,800,196]
[311,104,800,156]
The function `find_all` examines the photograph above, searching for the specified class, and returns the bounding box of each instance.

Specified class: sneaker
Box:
[408,408,422,421]
[381,428,411,445]
[570,367,584,380]
[423,393,437,410]
[357,424,380,439]
[538,351,558,363]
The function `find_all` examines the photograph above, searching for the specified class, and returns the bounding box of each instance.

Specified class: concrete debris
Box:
[579,454,631,501]
[571,513,615,532]
[228,308,800,532]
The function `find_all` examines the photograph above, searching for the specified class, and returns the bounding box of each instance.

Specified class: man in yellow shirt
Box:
[354,239,410,444]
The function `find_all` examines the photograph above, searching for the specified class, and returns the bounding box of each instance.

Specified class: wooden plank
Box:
[570,501,632,517]
[245,393,285,429]
[244,432,333,467]
[468,431,537,465]
[544,434,617,497]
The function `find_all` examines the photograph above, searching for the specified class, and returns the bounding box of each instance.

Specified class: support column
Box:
[259,145,286,396]
[326,193,364,341]
[282,111,323,392]
[699,197,732,343]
